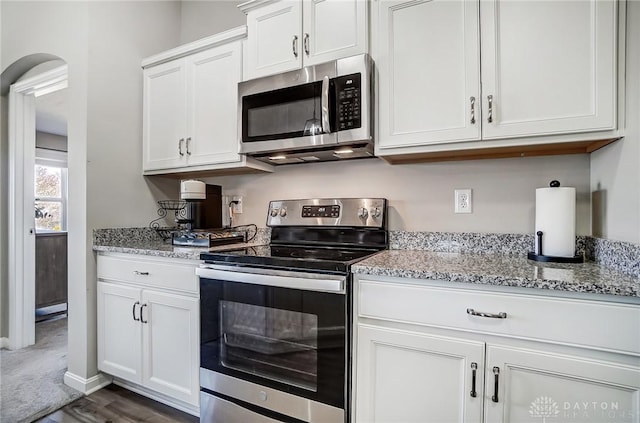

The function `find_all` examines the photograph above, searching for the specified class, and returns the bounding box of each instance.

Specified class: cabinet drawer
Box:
[98,254,198,294]
[358,278,640,355]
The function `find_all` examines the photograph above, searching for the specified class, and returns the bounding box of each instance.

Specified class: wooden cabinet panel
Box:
[35,232,67,308]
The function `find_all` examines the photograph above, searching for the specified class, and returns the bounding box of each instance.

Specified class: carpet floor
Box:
[0,318,83,423]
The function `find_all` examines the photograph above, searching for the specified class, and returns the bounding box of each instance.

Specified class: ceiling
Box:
[35,87,68,137]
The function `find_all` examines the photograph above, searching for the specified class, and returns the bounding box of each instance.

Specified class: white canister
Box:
[180,180,206,200]
[534,181,576,258]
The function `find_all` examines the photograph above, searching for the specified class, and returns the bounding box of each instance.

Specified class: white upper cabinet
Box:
[143,61,188,170]
[242,0,368,80]
[245,1,302,80]
[480,0,617,139]
[303,0,367,66]
[375,0,481,149]
[187,44,244,166]
[142,27,273,176]
[374,0,621,161]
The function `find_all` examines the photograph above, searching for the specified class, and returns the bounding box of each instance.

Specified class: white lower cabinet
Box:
[97,254,200,409]
[356,325,484,422]
[353,275,640,423]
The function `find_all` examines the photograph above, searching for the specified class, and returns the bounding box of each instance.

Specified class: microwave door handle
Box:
[321,76,330,134]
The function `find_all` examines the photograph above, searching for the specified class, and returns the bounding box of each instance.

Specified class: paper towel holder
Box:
[528,231,584,263]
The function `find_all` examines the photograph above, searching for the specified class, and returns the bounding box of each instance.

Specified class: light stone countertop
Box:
[93,239,265,261]
[352,250,640,299]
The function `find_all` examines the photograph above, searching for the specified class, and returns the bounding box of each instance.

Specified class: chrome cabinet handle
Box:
[487,95,493,123]
[140,303,148,324]
[304,33,310,55]
[133,271,149,276]
[492,367,500,402]
[178,138,184,156]
[470,96,476,124]
[292,35,298,57]
[467,308,507,319]
[186,137,191,155]
[470,362,478,398]
[132,301,140,322]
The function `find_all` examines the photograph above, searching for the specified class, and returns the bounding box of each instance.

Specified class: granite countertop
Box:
[93,238,265,261]
[352,250,640,299]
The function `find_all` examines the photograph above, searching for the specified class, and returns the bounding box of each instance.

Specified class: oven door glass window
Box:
[200,278,345,409]
[220,301,318,391]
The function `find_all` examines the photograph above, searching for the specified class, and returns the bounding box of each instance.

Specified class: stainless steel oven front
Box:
[197,264,348,423]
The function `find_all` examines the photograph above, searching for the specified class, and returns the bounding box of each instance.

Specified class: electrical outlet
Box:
[231,195,243,214]
[455,189,472,213]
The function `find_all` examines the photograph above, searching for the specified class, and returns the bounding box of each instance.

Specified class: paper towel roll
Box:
[535,185,576,257]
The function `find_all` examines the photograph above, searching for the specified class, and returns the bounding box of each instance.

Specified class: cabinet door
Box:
[480,0,617,139]
[355,324,484,422]
[97,282,143,383]
[245,1,302,80]
[375,0,481,151]
[485,345,640,423]
[302,0,367,66]
[143,59,188,171]
[186,42,243,167]
[142,289,200,406]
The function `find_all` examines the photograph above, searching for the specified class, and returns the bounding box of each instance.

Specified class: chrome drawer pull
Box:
[292,35,298,57]
[132,301,140,321]
[487,95,493,123]
[470,96,476,124]
[466,308,507,319]
[133,271,149,276]
[140,303,148,324]
[492,366,500,402]
[470,362,477,398]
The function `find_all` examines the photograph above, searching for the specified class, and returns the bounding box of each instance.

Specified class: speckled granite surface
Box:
[352,250,640,298]
[92,227,271,260]
[93,228,639,298]
[389,231,587,257]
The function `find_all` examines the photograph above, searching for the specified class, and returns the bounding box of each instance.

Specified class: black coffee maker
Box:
[179,180,222,230]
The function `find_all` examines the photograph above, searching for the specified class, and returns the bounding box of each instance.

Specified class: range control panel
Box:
[267,198,386,228]
[301,205,341,218]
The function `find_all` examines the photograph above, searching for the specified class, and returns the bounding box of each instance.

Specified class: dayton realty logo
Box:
[529,396,560,422]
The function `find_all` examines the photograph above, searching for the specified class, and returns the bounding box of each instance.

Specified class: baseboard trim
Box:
[64,371,113,395]
[0,337,9,349]
[113,379,200,417]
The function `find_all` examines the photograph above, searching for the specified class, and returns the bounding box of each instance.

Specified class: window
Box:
[35,149,68,231]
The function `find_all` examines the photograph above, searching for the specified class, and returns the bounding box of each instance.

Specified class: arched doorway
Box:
[2,54,67,350]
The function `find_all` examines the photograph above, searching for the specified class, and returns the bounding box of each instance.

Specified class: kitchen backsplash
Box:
[586,237,640,279]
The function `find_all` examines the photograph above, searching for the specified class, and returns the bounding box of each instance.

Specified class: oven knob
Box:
[370,207,381,219]
[357,207,368,219]
[279,207,287,217]
[259,391,268,402]
[270,208,279,217]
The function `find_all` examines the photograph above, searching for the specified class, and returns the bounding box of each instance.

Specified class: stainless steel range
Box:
[197,198,387,423]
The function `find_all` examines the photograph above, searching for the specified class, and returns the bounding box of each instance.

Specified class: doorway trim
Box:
[8,65,68,350]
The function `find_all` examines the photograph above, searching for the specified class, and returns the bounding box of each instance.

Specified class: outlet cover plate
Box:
[455,189,472,213]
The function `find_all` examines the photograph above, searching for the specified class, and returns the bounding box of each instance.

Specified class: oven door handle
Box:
[196,265,346,294]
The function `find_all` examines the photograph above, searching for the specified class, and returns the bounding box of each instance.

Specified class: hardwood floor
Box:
[36,384,199,423]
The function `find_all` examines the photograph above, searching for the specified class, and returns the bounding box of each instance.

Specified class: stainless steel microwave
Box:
[238,54,373,164]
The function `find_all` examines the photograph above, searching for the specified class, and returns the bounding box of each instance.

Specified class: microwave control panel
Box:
[334,73,361,131]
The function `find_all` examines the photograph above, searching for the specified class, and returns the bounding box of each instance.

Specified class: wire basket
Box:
[157,200,187,210]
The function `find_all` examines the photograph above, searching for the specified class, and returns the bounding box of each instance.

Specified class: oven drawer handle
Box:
[466,308,507,319]
[197,266,346,293]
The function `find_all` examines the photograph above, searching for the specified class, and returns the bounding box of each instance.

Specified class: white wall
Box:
[36,131,67,151]
[590,1,640,244]
[180,0,246,44]
[204,154,592,235]
[0,1,182,384]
